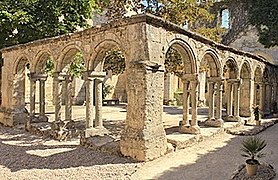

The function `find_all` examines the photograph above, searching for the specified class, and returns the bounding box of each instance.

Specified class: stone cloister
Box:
[0,14,277,161]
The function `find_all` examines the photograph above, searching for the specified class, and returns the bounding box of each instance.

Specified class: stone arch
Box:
[91,39,126,71]
[239,60,252,116]
[166,39,197,74]
[56,43,85,72]
[198,49,222,107]
[200,49,222,77]
[223,57,239,79]
[33,50,54,73]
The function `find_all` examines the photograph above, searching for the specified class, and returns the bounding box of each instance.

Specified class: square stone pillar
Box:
[120,60,167,161]
[226,81,233,116]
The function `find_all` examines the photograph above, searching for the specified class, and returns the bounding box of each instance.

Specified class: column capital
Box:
[181,73,198,81]
[53,71,67,81]
[227,78,240,83]
[82,70,106,81]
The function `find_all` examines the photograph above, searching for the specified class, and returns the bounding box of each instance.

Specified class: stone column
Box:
[205,78,224,127]
[233,80,240,120]
[208,81,215,120]
[181,80,190,126]
[198,71,206,106]
[191,80,199,128]
[29,74,36,121]
[65,75,73,121]
[259,83,264,114]
[38,74,48,122]
[54,72,65,121]
[273,83,277,104]
[226,81,233,116]
[215,80,224,122]
[179,74,200,134]
[83,71,107,137]
[95,78,104,128]
[84,76,94,129]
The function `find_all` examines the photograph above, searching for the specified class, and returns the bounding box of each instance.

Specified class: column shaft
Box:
[208,81,215,120]
[39,80,46,117]
[29,79,36,119]
[85,79,94,128]
[65,77,73,121]
[182,80,190,126]
[95,79,103,127]
[215,81,223,120]
[227,82,233,116]
[55,80,63,121]
[191,81,199,126]
[233,81,240,117]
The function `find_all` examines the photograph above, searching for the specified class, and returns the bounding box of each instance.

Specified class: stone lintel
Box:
[85,127,109,138]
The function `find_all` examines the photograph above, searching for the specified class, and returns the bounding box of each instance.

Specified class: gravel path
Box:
[0,126,141,180]
[0,122,277,180]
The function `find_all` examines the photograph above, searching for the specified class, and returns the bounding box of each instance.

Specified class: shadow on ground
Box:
[0,126,137,172]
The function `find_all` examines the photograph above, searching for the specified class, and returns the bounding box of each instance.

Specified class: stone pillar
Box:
[179,74,200,134]
[205,78,224,127]
[82,71,107,137]
[233,80,240,120]
[198,71,206,106]
[54,72,65,121]
[215,80,224,122]
[181,80,190,126]
[38,74,48,122]
[226,81,233,116]
[95,78,104,128]
[259,83,264,114]
[29,74,36,121]
[208,81,215,120]
[190,80,199,127]
[85,76,94,129]
[120,60,167,161]
[65,75,73,121]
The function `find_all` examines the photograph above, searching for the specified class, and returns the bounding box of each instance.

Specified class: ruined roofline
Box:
[0,13,276,67]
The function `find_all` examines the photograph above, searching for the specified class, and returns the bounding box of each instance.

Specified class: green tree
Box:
[241,0,278,47]
[0,0,97,49]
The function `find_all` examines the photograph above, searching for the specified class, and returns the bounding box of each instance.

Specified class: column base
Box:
[224,115,241,122]
[85,127,109,138]
[204,118,224,127]
[179,125,200,134]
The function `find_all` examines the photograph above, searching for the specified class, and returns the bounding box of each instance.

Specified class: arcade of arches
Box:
[0,14,277,161]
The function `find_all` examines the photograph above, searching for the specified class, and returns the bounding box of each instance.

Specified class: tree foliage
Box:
[0,0,97,49]
[99,0,225,42]
[103,49,125,75]
[241,0,278,47]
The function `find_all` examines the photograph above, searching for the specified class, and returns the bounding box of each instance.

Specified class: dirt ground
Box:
[0,105,277,180]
